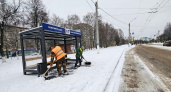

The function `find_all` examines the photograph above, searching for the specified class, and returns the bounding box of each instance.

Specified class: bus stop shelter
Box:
[20,23,81,75]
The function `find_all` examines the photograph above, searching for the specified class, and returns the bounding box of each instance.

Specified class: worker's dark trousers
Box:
[75,57,82,67]
[56,57,67,75]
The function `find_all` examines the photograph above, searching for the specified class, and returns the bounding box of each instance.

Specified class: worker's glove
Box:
[55,60,58,62]
[50,63,53,66]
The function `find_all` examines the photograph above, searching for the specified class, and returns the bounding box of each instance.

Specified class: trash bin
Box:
[37,63,47,77]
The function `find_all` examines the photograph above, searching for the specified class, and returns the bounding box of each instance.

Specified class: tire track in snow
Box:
[103,49,125,92]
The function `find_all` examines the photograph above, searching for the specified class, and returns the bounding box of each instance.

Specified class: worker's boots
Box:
[63,71,69,75]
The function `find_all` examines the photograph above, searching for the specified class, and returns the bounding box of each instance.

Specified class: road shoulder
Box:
[119,47,169,92]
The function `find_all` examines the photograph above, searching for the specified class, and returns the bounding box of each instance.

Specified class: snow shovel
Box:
[42,66,52,78]
[42,65,59,80]
[82,56,91,65]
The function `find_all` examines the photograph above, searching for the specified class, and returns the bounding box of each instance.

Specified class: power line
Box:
[90,1,138,37]
[86,0,94,11]
[91,2,124,24]
[141,0,165,32]
[100,6,171,10]
[103,17,128,30]
[98,5,144,27]
[99,7,128,25]
[138,0,142,11]
[142,0,169,30]
[100,7,170,10]
[156,0,165,8]
[90,0,95,4]
[136,0,164,37]
[90,0,168,39]
[149,0,170,27]
[103,15,142,37]
[158,0,170,11]
[89,1,144,28]
[112,12,149,16]
[89,1,143,33]
[136,0,141,18]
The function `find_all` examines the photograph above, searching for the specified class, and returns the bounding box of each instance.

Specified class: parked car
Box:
[31,53,39,56]
[163,40,171,46]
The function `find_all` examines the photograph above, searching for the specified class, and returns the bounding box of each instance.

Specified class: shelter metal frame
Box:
[20,23,81,75]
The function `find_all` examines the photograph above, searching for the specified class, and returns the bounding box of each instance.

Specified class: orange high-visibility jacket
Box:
[52,46,66,60]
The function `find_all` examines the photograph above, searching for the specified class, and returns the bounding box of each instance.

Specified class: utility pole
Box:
[128,23,130,46]
[128,18,136,46]
[95,1,100,54]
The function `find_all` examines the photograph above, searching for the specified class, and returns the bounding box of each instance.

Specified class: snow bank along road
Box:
[119,44,171,92]
[0,45,129,92]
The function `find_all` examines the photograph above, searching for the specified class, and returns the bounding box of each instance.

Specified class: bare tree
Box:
[98,19,125,47]
[98,20,105,47]
[0,0,21,62]
[83,12,95,27]
[163,22,171,40]
[24,0,49,53]
[38,9,49,26]
[73,23,93,49]
[50,14,64,27]
[65,14,80,29]
[118,29,125,45]
[83,12,95,49]
[110,28,118,46]
[24,0,48,27]
[0,0,21,22]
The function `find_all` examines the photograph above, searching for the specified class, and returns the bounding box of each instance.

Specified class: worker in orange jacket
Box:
[50,46,68,76]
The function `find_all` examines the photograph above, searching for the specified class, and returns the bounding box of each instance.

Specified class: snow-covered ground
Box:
[0,45,131,92]
[150,42,163,45]
[147,43,171,50]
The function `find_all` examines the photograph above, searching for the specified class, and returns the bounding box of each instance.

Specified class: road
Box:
[119,45,171,92]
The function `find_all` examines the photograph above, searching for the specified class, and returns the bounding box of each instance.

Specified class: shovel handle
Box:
[83,58,88,62]
[42,66,51,77]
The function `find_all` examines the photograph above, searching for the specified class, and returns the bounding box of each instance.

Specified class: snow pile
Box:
[146,44,171,51]
[151,42,163,45]
[134,54,170,92]
[0,45,130,92]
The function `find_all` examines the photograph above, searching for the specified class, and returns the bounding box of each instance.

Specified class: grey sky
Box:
[42,0,171,39]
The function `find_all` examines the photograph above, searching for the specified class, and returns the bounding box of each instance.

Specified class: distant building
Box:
[2,25,27,51]
[59,44,76,54]
[140,37,152,41]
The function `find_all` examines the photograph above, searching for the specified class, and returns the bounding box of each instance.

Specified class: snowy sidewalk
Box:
[0,45,130,92]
